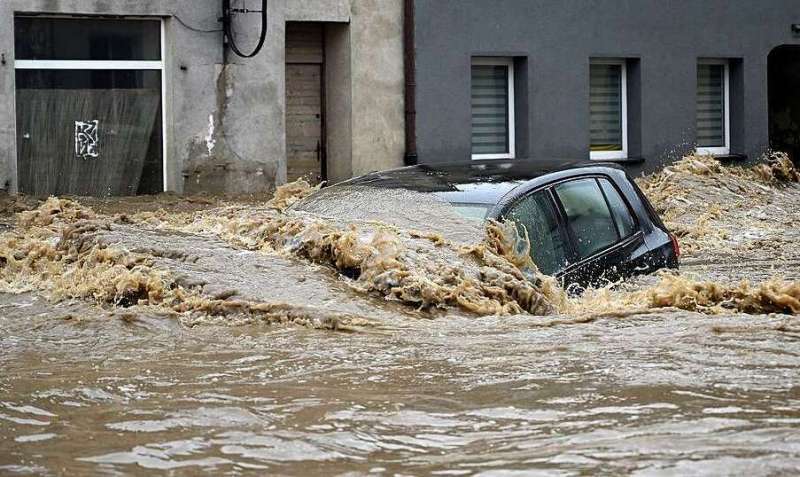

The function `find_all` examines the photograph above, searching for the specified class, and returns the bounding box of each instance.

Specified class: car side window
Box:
[506,191,570,275]
[598,178,636,238]
[555,178,620,259]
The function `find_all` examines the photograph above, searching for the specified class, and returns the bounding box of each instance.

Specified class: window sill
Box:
[713,154,748,163]
[590,156,645,164]
[471,155,516,161]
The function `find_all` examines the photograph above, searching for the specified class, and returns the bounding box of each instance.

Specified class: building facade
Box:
[3,1,800,197]
[0,0,405,196]
[412,0,800,172]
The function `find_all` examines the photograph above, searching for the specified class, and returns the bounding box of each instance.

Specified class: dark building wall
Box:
[413,0,800,172]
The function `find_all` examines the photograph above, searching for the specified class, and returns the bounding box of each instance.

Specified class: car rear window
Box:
[630,178,667,230]
[505,191,570,275]
[555,178,619,259]
[599,178,636,238]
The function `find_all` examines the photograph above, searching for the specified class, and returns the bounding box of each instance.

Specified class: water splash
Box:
[1,154,799,323]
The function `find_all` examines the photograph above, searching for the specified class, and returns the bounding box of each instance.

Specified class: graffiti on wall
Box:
[75,120,100,159]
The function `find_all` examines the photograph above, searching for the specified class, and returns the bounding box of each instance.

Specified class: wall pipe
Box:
[403,0,418,165]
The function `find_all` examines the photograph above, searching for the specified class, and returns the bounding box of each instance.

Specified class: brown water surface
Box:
[2,293,799,476]
[2,156,800,475]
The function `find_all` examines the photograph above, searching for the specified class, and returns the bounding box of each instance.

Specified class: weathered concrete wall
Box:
[323,0,406,184]
[0,11,16,192]
[0,0,404,195]
[325,23,354,183]
[192,1,288,195]
[414,0,800,172]
[349,0,405,176]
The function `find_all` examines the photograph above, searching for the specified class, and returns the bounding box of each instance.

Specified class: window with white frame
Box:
[696,59,730,155]
[471,57,515,159]
[589,59,628,160]
[13,16,166,196]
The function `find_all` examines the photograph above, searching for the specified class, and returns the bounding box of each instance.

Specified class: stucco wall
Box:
[0,0,404,195]
[0,13,16,192]
[350,0,405,176]
[414,0,800,172]
[325,23,354,183]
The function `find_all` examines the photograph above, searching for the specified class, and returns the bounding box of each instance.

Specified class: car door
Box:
[553,176,646,288]
[503,189,575,277]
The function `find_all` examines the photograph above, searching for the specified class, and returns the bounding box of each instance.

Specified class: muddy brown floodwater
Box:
[1,155,800,476]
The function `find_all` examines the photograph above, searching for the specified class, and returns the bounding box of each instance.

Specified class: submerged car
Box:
[295,160,679,288]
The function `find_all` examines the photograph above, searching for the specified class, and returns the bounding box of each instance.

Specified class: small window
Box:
[555,178,619,259]
[590,60,628,160]
[471,57,515,159]
[697,60,730,155]
[506,191,569,275]
[599,178,636,238]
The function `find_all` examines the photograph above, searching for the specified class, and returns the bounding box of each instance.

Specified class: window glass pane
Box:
[472,63,509,155]
[599,178,636,238]
[556,178,620,258]
[506,191,570,275]
[15,70,163,196]
[590,63,623,152]
[14,17,161,61]
[451,203,490,222]
[697,63,726,148]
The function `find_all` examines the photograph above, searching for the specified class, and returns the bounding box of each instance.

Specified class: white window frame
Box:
[696,59,731,156]
[13,17,168,192]
[589,58,628,161]
[471,57,516,160]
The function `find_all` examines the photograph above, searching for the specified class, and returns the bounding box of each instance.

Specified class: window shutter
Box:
[697,64,726,148]
[590,64,623,152]
[471,65,509,155]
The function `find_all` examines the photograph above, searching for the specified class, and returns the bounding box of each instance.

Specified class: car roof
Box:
[336,159,624,205]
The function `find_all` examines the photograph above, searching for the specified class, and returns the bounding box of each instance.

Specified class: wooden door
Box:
[285,63,323,183]
[285,23,325,184]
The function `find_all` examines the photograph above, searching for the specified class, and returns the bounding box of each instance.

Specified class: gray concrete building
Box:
[411,0,800,172]
[0,0,405,196]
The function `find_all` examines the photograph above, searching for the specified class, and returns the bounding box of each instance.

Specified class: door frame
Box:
[285,22,328,183]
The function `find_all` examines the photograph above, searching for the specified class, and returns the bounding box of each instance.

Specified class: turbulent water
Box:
[1,155,800,475]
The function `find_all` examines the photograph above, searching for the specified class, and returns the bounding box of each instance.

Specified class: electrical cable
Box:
[173,13,223,33]
[222,0,268,58]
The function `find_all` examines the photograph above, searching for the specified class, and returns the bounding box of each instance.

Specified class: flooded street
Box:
[2,295,800,476]
[1,156,800,475]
